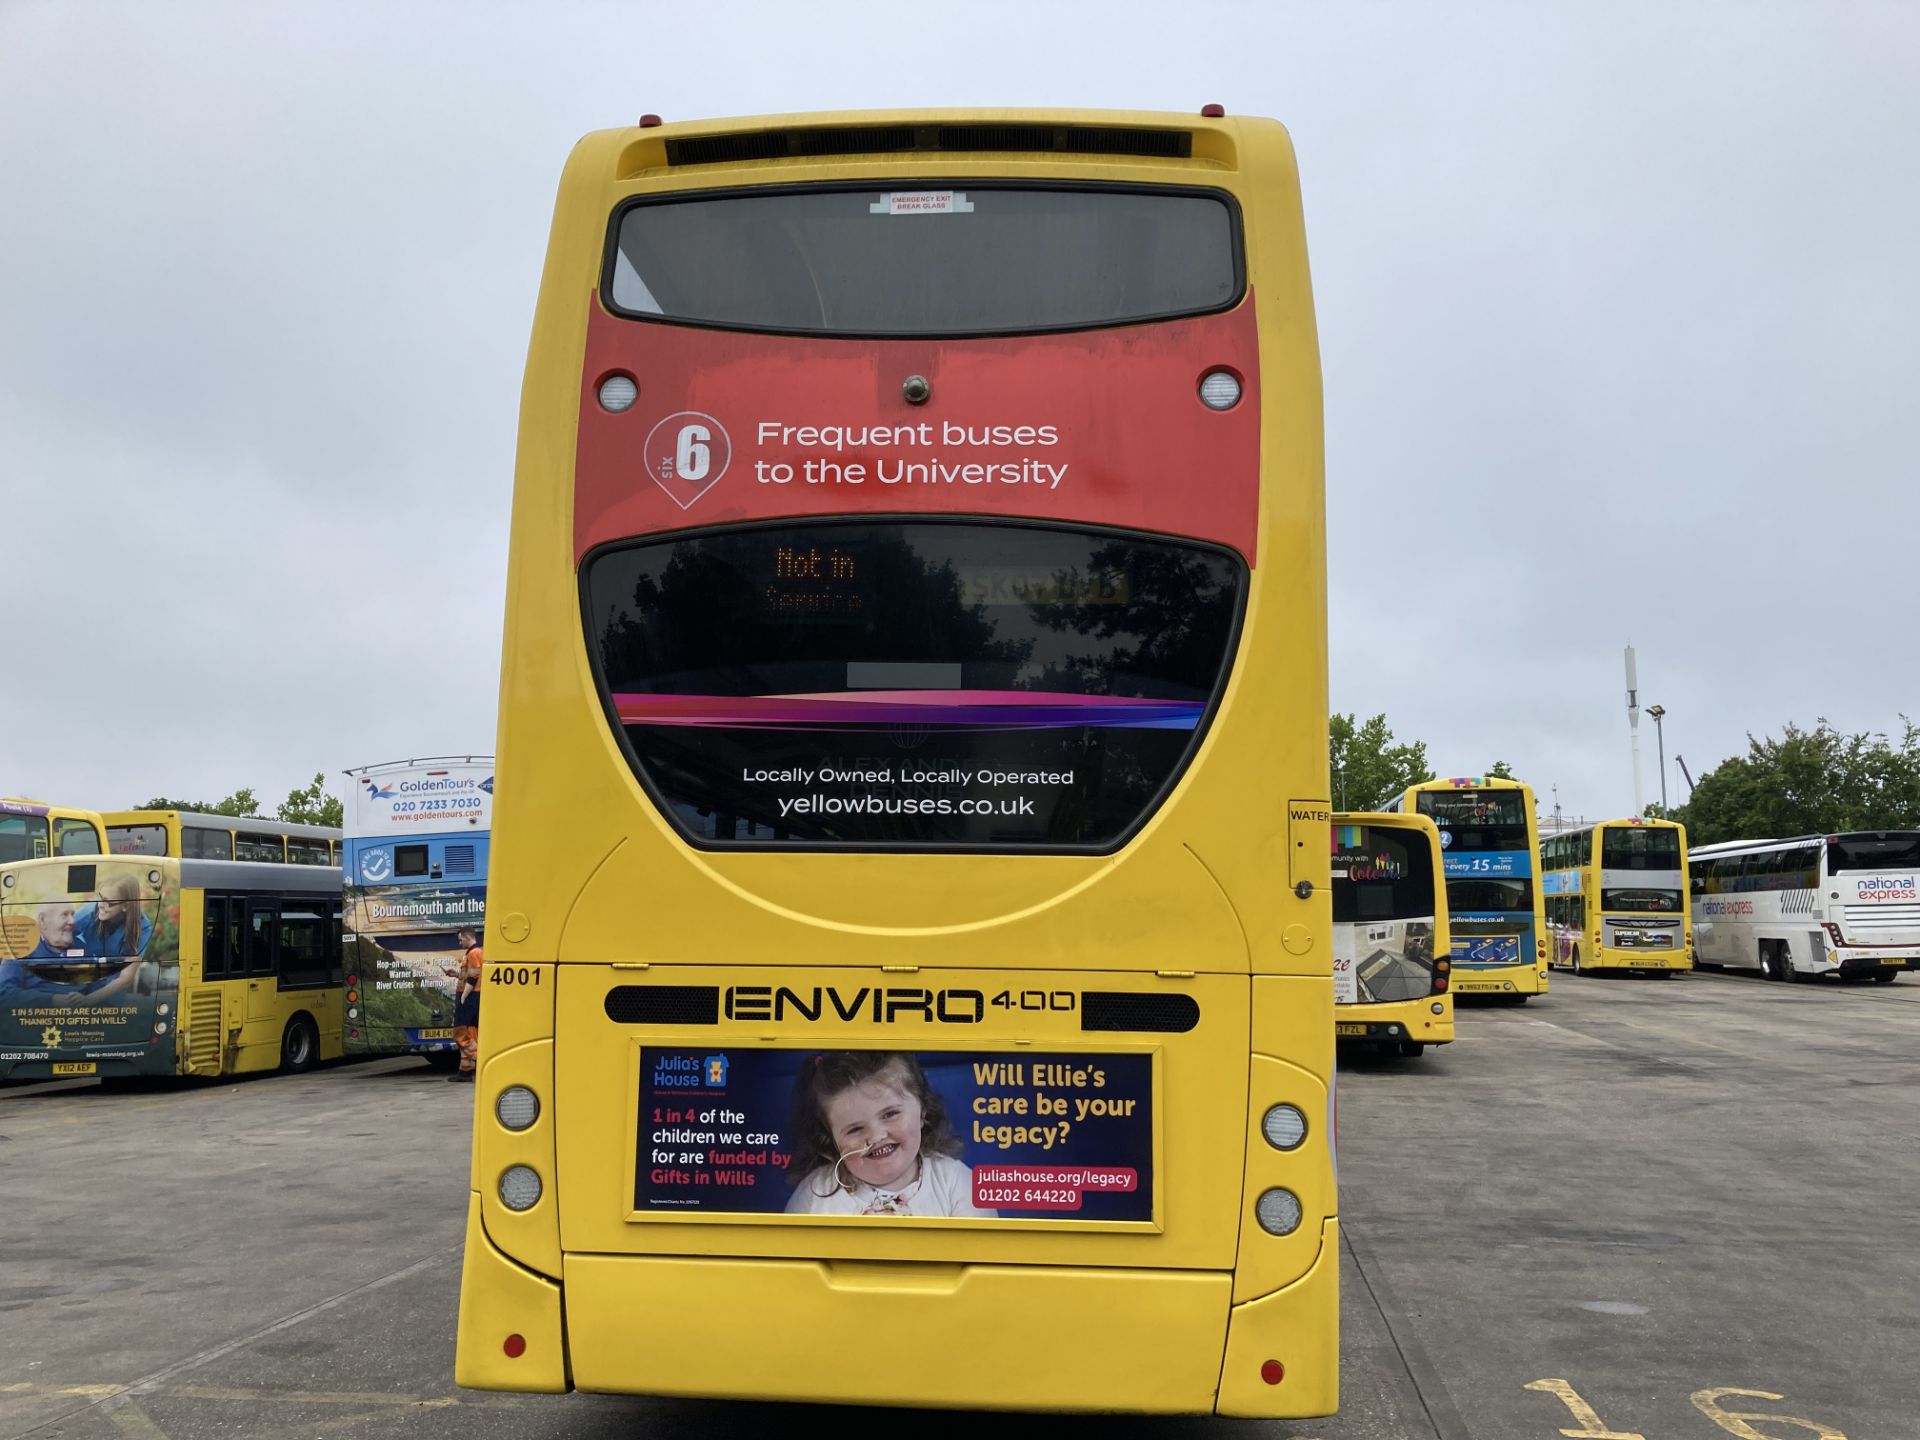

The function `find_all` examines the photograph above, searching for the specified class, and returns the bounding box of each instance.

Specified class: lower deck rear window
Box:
[584,521,1244,850]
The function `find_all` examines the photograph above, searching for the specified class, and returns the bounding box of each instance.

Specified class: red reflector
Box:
[1261,1359,1284,1385]
[1202,103,1227,118]
[639,114,663,128]
[504,1334,527,1358]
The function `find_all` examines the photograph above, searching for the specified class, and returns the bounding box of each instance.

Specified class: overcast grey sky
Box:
[3,1,1915,821]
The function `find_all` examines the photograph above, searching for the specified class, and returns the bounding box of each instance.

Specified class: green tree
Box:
[134,789,261,816]
[1487,760,1516,780]
[1329,712,1433,812]
[1673,717,1920,845]
[277,773,344,828]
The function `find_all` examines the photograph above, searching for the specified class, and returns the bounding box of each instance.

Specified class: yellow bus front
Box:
[1403,777,1549,998]
[1580,819,1691,973]
[456,109,1336,1416]
[1332,813,1454,1052]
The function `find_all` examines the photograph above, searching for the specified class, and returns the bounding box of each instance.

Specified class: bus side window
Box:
[54,819,102,856]
[236,832,286,863]
[277,902,330,988]
[248,902,279,977]
[204,897,227,979]
[288,838,331,866]
[186,827,233,861]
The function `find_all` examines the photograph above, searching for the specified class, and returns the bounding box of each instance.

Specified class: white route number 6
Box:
[674,424,711,481]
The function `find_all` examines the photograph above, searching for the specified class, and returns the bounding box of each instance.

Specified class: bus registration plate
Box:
[418,1028,454,1040]
[52,1062,96,1076]
[1334,1023,1368,1036]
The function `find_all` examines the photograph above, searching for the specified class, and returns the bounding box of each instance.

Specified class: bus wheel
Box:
[424,1049,460,1071]
[1873,970,1900,984]
[1397,1041,1425,1059]
[1570,947,1582,974]
[279,1016,319,1075]
[1759,942,1785,981]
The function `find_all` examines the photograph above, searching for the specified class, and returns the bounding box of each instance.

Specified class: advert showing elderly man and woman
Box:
[0,860,175,1067]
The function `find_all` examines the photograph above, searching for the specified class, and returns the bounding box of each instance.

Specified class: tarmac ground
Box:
[3,966,1913,1439]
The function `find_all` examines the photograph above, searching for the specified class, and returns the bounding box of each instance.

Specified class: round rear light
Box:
[1261,1104,1307,1151]
[499,1166,543,1212]
[504,1333,527,1358]
[496,1085,540,1132]
[1255,1188,1303,1236]
[1198,369,1242,410]
[1260,1359,1284,1385]
[598,374,639,413]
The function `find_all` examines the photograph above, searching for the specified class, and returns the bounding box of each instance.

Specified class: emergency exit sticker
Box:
[870,191,975,215]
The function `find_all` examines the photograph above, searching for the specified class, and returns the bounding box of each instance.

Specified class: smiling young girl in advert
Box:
[785,1051,996,1217]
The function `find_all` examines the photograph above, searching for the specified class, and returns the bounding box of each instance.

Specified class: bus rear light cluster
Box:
[1824,923,1846,947]
[1431,959,1449,995]
[1255,1188,1303,1236]
[499,1166,543,1212]
[1197,368,1242,410]
[598,373,638,412]
[496,1085,541,1131]
[1261,1104,1307,1151]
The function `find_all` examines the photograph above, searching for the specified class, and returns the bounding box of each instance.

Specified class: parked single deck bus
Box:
[1399,777,1548,999]
[1542,817,1690,975]
[341,758,493,1064]
[103,810,341,865]
[1331,813,1452,1056]
[455,108,1336,1417]
[1690,831,1919,982]
[0,853,343,1079]
[1,799,105,861]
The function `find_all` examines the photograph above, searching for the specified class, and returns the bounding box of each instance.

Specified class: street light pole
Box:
[1647,704,1668,814]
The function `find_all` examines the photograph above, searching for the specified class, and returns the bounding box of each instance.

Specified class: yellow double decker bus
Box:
[0,853,344,1080]
[1542,818,1691,974]
[1399,777,1549,999]
[456,108,1337,1416]
[103,809,341,865]
[1332,813,1453,1055]
[1,798,105,861]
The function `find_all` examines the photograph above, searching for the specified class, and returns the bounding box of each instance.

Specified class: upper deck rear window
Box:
[605,186,1240,335]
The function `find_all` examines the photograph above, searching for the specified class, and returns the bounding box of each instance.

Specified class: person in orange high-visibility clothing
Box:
[450,928,483,1082]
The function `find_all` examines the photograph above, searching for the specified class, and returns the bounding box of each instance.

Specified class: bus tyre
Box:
[1397,1041,1425,1058]
[1570,947,1581,974]
[280,1016,319,1075]
[1873,970,1899,984]
[1760,943,1785,982]
[425,1049,460,1071]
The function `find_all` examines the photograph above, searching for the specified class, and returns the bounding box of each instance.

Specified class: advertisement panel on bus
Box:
[0,857,178,1078]
[343,760,493,1058]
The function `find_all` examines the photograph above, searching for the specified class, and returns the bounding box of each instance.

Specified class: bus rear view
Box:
[456,108,1335,1417]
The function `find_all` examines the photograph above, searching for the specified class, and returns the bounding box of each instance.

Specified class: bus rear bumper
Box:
[558,1243,1336,1416]
[455,1192,569,1393]
[1218,1217,1339,1415]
